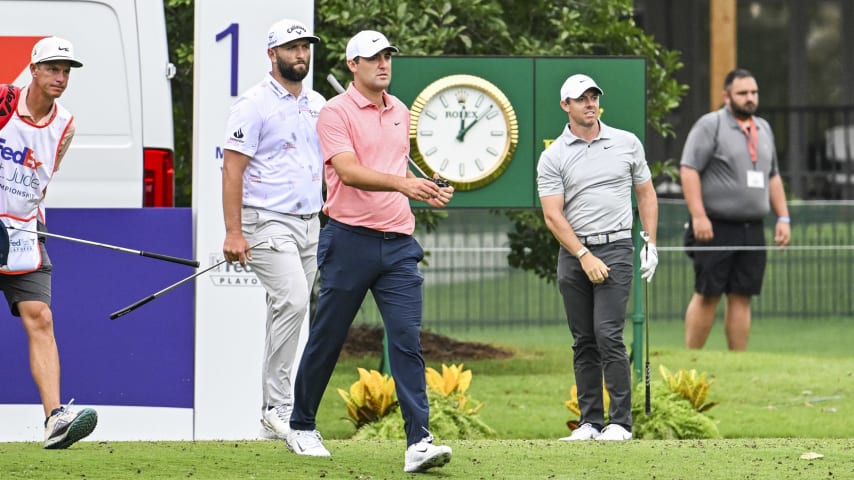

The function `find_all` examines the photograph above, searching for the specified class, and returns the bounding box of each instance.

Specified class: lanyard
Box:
[739,117,758,164]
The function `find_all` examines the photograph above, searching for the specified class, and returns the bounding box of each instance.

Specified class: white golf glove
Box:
[640,240,658,283]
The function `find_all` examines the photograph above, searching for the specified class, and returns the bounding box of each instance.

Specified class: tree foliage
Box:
[164,0,194,206]
[314,0,685,137]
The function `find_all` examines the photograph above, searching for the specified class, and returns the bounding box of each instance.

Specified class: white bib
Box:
[0,104,70,273]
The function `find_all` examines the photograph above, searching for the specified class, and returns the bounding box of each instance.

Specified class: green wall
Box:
[393,56,646,208]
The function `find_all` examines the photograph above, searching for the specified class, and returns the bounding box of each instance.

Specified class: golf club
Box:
[326,73,346,95]
[406,155,450,188]
[109,241,266,320]
[326,73,449,188]
[5,225,199,268]
[644,267,651,415]
[641,231,652,415]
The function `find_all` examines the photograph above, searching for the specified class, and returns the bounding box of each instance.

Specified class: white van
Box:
[2,0,175,207]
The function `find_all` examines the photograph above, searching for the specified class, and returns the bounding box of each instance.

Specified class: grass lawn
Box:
[1,438,851,479]
[1,318,852,479]
[446,318,854,440]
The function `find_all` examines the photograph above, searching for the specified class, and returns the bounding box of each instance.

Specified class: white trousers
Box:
[242,207,319,410]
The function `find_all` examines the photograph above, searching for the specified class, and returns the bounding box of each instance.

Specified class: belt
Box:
[578,229,632,246]
[285,212,318,220]
[242,205,318,221]
[328,218,408,240]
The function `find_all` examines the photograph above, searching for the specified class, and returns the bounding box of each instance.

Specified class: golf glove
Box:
[640,242,658,282]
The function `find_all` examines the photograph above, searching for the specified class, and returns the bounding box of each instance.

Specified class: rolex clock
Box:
[409,74,519,191]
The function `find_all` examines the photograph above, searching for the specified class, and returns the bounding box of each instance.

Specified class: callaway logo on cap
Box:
[31,36,83,68]
[267,18,320,48]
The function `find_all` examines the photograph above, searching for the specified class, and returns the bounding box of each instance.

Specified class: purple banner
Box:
[0,208,194,408]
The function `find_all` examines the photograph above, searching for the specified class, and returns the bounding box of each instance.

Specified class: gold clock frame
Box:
[409,74,519,191]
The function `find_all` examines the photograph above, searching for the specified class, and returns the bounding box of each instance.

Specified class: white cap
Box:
[31,37,83,68]
[560,74,603,101]
[345,30,399,60]
[267,18,319,48]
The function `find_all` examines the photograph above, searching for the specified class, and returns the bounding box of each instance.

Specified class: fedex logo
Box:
[0,138,44,169]
[0,36,47,84]
[10,237,36,248]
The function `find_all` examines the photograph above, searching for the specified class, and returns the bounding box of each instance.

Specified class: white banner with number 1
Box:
[192,1,316,440]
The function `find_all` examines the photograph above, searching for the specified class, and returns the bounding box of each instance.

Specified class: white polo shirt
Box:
[223,74,325,215]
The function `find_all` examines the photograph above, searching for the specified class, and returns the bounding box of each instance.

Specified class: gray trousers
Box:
[557,239,633,429]
[242,207,319,410]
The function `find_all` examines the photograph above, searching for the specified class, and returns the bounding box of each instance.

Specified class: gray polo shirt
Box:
[537,121,651,236]
[680,107,779,221]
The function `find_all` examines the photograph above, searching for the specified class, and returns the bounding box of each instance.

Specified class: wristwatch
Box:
[409,74,519,191]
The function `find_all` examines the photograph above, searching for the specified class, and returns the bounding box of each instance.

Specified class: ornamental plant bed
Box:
[342,325,514,361]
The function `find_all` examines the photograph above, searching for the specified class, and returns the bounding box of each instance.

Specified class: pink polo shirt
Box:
[317,83,415,234]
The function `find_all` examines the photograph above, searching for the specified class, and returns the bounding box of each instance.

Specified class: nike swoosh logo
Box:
[603,144,614,149]
[372,38,380,43]
[394,121,401,125]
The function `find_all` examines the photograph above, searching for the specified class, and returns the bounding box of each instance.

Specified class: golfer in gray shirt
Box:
[537,73,659,442]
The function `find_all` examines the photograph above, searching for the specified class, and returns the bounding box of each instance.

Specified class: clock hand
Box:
[456,104,493,142]
[457,105,466,136]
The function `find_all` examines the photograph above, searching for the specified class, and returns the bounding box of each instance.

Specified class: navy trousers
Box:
[290,220,430,446]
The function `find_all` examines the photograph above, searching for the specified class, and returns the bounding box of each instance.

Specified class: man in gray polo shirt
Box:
[537,73,659,442]
[680,68,791,351]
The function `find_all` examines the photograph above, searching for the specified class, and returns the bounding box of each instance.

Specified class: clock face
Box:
[409,74,518,191]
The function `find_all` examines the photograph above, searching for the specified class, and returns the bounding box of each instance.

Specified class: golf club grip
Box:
[645,361,651,414]
[139,251,200,267]
[109,295,156,320]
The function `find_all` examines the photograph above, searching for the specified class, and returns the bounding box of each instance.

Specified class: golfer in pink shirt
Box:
[287,30,454,474]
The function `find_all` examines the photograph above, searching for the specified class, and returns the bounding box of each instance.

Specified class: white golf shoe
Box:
[403,435,452,473]
[259,404,291,439]
[596,424,633,441]
[286,429,331,457]
[559,422,600,441]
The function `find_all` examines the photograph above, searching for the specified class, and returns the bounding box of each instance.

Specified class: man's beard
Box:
[731,102,757,119]
[278,62,309,82]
